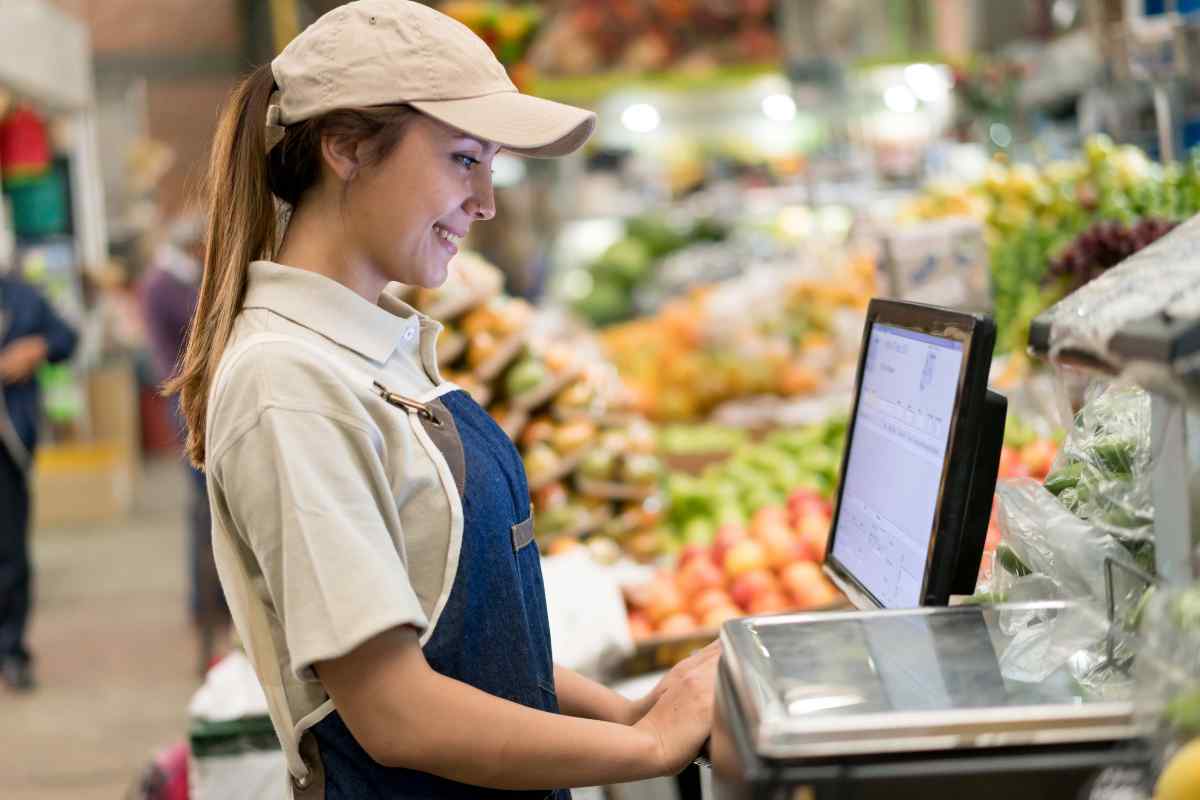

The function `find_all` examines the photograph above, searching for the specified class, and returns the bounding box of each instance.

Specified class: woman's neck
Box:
[275,199,387,303]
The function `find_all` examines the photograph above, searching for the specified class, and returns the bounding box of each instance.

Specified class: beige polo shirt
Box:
[205,261,466,773]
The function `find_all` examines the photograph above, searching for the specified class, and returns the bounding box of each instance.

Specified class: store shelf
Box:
[426,288,496,323]
[474,330,528,384]
[511,369,582,414]
[528,450,587,495]
[576,477,660,502]
[547,506,614,543]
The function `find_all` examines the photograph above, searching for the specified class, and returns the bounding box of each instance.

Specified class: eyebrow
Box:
[450,134,499,154]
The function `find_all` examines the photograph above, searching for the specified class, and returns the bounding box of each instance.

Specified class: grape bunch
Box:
[1046,217,1177,294]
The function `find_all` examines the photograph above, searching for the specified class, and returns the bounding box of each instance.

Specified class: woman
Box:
[167,2,718,797]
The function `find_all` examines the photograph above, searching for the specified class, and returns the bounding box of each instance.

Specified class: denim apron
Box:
[308,389,570,800]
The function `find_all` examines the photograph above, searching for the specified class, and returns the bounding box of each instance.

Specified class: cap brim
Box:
[409,91,595,158]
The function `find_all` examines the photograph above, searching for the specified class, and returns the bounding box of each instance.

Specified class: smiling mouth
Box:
[433,224,464,247]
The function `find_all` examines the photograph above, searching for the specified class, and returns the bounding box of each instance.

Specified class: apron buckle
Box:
[372,381,443,427]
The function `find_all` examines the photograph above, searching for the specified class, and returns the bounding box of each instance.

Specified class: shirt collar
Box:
[243,261,423,364]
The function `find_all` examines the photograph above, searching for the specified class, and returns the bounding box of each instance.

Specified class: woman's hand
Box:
[626,640,720,725]
[632,640,721,775]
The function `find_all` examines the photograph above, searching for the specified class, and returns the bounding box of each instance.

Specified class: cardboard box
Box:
[31,360,139,528]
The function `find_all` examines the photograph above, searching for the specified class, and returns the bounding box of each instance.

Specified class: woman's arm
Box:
[316,626,718,790]
[554,640,723,727]
[553,664,640,725]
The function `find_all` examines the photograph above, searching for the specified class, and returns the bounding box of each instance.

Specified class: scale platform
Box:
[710,602,1153,800]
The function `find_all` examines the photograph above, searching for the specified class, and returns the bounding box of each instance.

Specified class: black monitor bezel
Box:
[825,298,996,608]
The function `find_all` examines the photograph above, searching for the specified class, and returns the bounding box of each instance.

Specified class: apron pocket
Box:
[511,513,535,552]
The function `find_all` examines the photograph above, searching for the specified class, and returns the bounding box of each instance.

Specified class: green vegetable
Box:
[1044,462,1083,496]
[1091,437,1137,475]
[996,543,1033,577]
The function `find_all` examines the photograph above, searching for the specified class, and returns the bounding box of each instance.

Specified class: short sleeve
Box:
[212,405,428,680]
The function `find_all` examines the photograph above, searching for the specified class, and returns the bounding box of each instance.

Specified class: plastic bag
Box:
[1044,383,1155,551]
[992,479,1141,603]
[1135,582,1200,800]
[984,382,1159,689]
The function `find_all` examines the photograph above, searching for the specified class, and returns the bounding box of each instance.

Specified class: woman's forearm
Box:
[393,667,663,788]
[553,663,642,725]
[319,629,666,789]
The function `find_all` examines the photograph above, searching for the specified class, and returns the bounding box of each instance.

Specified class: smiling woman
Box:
[162,2,720,798]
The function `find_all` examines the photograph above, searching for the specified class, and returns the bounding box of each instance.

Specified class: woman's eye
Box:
[454,154,480,170]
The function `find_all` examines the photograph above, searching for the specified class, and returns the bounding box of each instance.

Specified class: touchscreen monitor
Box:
[825,300,1000,608]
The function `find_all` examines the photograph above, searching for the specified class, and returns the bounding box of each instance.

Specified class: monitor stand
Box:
[952,390,1007,597]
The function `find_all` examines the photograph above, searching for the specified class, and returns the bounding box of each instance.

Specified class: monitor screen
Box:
[830,323,964,608]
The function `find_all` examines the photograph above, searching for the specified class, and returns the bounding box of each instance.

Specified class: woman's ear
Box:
[321,134,361,182]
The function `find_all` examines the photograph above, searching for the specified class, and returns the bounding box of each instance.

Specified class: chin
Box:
[415,262,450,289]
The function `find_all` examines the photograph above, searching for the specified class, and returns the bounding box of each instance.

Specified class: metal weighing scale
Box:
[709,602,1151,800]
[704,282,1200,798]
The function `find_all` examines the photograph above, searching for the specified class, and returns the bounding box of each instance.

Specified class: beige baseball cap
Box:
[268,0,595,158]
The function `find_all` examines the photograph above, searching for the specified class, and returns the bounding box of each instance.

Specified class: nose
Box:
[464,169,496,221]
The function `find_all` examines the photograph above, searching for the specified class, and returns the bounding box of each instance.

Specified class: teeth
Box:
[435,225,461,244]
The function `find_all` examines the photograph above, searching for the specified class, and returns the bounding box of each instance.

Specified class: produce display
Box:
[410,252,668,553]
[528,0,779,77]
[623,487,843,641]
[602,251,876,421]
[571,214,728,326]
[663,418,846,549]
[901,136,1200,353]
[439,2,543,86]
[1045,216,1177,296]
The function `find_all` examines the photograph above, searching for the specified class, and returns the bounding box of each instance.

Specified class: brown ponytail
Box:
[165,63,417,468]
[165,64,277,467]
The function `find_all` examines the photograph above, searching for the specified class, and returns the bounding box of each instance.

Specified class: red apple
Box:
[780,562,841,609]
[712,522,749,568]
[692,588,735,618]
[997,446,1031,480]
[658,612,699,636]
[748,590,792,616]
[678,543,712,568]
[759,522,804,569]
[1020,439,1058,481]
[797,523,829,563]
[644,578,685,624]
[729,569,778,611]
[627,611,653,640]
[788,488,831,526]
[724,539,769,579]
[701,605,743,630]
[779,561,824,605]
[675,558,725,599]
[751,505,789,539]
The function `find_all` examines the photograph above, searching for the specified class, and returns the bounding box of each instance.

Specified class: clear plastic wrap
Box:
[1045,212,1200,375]
[985,383,1158,689]
[1045,383,1156,550]
[1135,582,1200,800]
[990,383,1156,594]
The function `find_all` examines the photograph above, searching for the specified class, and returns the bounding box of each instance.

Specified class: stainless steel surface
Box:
[718,602,1146,760]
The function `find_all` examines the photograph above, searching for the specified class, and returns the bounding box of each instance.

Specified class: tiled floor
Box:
[2,458,202,799]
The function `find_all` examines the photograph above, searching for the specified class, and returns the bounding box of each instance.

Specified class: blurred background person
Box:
[138,213,229,674]
[0,261,78,692]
